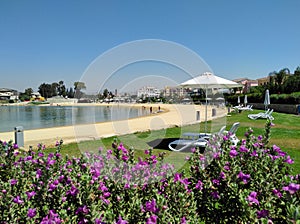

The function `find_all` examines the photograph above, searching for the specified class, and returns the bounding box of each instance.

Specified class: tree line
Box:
[250,66,300,94]
[19,81,87,101]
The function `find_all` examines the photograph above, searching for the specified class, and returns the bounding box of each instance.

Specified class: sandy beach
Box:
[0,103,227,149]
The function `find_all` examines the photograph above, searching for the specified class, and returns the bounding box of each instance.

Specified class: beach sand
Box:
[0,103,227,149]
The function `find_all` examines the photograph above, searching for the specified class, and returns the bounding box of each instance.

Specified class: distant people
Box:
[150,107,152,113]
[158,106,161,111]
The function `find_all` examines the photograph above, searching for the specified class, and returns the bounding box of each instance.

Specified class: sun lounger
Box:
[168,123,239,152]
[248,109,274,120]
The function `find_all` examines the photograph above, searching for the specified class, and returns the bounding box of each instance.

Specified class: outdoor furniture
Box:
[248,109,274,120]
[168,123,239,152]
[233,105,253,111]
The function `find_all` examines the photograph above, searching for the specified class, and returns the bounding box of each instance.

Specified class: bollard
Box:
[212,108,216,117]
[14,126,24,147]
[196,111,200,121]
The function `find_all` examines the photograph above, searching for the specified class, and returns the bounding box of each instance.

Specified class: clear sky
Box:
[1,0,300,93]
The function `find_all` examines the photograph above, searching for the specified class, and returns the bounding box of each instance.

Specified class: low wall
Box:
[251,103,300,114]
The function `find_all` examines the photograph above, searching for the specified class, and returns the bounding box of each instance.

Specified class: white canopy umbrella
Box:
[264,89,270,110]
[180,72,242,133]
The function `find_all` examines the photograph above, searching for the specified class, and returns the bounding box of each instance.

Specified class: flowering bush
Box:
[189,120,300,223]
[0,120,299,223]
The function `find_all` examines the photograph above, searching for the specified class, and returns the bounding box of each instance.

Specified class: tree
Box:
[103,89,109,98]
[57,80,66,96]
[74,82,86,99]
[24,88,33,96]
[67,87,74,98]
[294,66,300,76]
[38,83,52,99]
[51,82,59,97]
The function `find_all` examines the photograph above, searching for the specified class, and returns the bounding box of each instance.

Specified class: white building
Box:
[0,88,19,100]
[137,86,161,98]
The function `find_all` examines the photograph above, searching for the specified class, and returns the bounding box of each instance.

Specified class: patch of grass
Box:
[43,109,300,175]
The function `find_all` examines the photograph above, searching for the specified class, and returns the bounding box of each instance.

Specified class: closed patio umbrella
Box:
[237,96,240,105]
[180,72,242,133]
[244,95,247,106]
[264,89,270,110]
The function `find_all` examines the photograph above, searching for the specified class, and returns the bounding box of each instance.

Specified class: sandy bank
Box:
[0,103,227,149]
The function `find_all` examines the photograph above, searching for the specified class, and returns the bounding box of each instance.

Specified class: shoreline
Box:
[0,103,227,149]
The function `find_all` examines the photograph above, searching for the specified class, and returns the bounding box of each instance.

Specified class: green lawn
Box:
[44,109,300,175]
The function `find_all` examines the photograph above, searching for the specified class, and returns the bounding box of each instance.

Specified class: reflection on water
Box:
[0,105,148,132]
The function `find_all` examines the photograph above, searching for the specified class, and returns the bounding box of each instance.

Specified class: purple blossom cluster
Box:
[0,119,299,223]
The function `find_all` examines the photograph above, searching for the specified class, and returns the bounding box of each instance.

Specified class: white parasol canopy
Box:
[180,72,242,133]
[264,89,270,110]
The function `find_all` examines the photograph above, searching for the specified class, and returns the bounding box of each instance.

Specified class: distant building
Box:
[0,88,19,101]
[163,86,187,98]
[233,78,258,93]
[257,76,271,86]
[137,86,161,98]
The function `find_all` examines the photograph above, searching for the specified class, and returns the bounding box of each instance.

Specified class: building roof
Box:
[0,88,18,92]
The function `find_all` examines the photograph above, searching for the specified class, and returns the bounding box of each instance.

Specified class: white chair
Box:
[168,123,239,152]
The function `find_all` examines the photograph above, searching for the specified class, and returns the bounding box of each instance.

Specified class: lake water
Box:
[0,105,149,132]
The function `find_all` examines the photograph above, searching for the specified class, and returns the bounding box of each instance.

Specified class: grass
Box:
[44,109,300,175]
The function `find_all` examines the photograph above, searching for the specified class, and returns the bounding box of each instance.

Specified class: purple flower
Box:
[229,149,238,158]
[174,173,182,182]
[75,205,89,215]
[48,183,57,191]
[284,156,294,164]
[257,209,269,219]
[47,159,56,166]
[26,191,36,200]
[66,185,79,197]
[36,169,42,179]
[27,208,37,218]
[10,179,18,185]
[257,135,263,141]
[145,199,159,213]
[122,155,129,161]
[250,150,258,157]
[220,171,226,179]
[116,216,128,224]
[181,217,187,224]
[247,191,259,205]
[272,189,282,198]
[283,183,300,194]
[211,191,220,199]
[13,195,24,204]
[13,143,18,149]
[195,180,203,190]
[41,210,62,224]
[237,171,251,184]
[239,145,249,153]
[223,135,229,141]
[213,152,220,159]
[146,215,157,224]
[212,179,220,186]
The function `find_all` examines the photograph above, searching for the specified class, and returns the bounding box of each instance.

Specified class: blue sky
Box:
[1,0,300,93]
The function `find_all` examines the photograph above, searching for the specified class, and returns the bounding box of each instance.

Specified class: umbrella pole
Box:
[205,86,207,134]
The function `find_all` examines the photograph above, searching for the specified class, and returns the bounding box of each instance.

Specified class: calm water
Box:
[0,105,149,132]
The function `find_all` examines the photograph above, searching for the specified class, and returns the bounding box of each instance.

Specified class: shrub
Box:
[0,120,299,223]
[189,120,300,223]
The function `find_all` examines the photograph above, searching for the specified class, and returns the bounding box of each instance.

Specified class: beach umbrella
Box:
[264,89,270,110]
[244,95,247,106]
[180,72,242,133]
